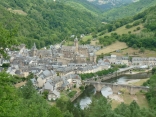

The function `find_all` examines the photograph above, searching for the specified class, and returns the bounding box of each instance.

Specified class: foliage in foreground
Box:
[84,97,156,117]
[143,74,156,109]
[0,72,63,117]
[1,72,156,117]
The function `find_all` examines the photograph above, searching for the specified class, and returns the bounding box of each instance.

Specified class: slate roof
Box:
[0,67,3,72]
[44,82,53,91]
[56,66,73,73]
[62,76,69,87]
[30,78,37,84]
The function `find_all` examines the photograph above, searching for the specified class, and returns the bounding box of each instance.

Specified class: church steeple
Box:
[30,43,37,57]
[74,37,78,52]
[32,43,37,50]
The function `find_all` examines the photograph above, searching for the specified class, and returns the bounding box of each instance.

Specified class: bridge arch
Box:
[84,81,149,95]
[85,82,114,93]
[101,86,113,97]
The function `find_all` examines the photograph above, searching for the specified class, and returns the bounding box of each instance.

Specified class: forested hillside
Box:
[90,5,156,51]
[62,0,102,14]
[0,0,100,48]
[117,5,156,50]
[76,0,135,12]
[102,0,156,21]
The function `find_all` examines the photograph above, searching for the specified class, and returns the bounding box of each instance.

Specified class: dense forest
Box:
[0,0,100,48]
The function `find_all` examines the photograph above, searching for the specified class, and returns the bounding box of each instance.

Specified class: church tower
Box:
[31,43,37,57]
[74,37,78,52]
[94,54,97,64]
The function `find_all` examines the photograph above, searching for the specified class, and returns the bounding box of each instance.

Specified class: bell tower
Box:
[74,37,78,52]
[31,43,37,57]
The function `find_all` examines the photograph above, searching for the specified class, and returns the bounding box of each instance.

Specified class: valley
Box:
[1,0,156,117]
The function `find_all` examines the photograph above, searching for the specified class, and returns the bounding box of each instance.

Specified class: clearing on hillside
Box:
[97,23,144,38]
[96,41,128,55]
[81,20,144,45]
[111,48,156,57]
[8,8,27,16]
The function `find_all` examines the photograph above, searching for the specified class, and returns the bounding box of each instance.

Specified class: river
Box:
[74,72,151,109]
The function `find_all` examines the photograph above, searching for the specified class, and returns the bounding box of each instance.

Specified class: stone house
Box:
[42,81,60,101]
[132,57,156,66]
[37,70,57,88]
[103,55,129,65]
[56,66,75,76]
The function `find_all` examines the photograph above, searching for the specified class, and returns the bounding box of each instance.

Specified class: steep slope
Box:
[102,0,156,21]
[86,0,135,11]
[0,0,100,48]
[62,1,99,16]
[63,0,102,14]
[61,0,138,13]
[100,5,156,49]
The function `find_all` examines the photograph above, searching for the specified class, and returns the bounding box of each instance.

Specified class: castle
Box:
[28,38,98,65]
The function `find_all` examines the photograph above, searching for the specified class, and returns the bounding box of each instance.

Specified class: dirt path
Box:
[15,81,27,88]
[109,94,124,102]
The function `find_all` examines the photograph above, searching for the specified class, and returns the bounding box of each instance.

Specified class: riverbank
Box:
[109,77,149,109]
[127,78,149,86]
[125,69,151,75]
[110,94,149,109]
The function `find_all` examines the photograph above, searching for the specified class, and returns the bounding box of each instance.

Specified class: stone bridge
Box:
[84,81,149,95]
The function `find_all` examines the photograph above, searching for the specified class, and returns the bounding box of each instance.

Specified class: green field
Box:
[111,47,156,57]
[96,41,128,55]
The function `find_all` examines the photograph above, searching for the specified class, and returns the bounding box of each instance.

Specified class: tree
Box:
[2,63,10,68]
[86,97,114,117]
[152,67,156,74]
[20,80,36,99]
[132,44,137,49]
[0,72,20,117]
[0,25,18,58]
[48,107,63,117]
[43,90,49,99]
[63,111,74,117]
[140,47,145,53]
[137,27,141,30]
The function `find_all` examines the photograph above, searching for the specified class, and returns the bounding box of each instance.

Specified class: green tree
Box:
[43,90,49,99]
[132,44,137,49]
[48,106,63,117]
[63,111,74,117]
[0,25,18,58]
[152,67,156,74]
[20,80,36,99]
[140,47,145,53]
[87,97,114,117]
[0,72,20,117]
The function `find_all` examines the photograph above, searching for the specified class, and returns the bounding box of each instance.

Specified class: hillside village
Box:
[0,37,155,101]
